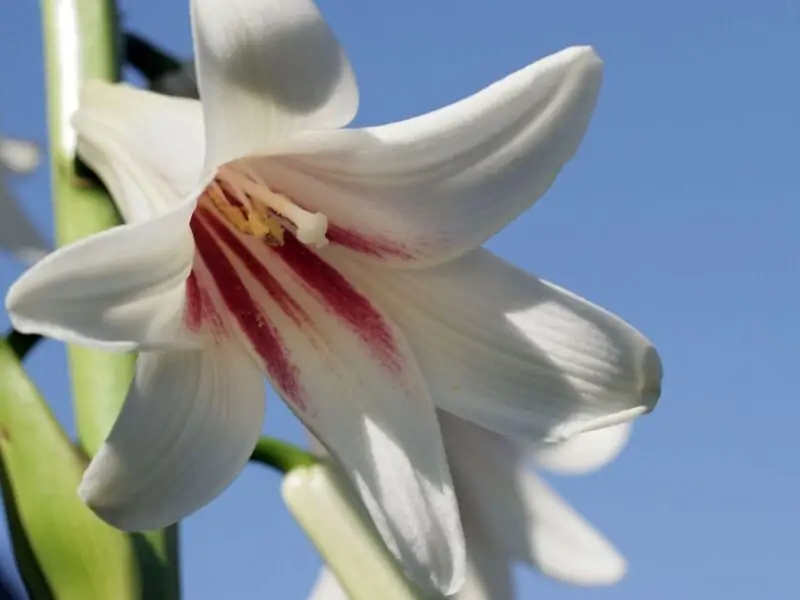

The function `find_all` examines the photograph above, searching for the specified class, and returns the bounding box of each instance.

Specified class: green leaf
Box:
[0,340,141,600]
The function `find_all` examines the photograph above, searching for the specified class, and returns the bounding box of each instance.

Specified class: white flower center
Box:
[203,164,329,248]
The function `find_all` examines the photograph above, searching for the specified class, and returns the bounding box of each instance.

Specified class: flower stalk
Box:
[40,0,128,457]
[39,0,179,596]
[250,437,317,473]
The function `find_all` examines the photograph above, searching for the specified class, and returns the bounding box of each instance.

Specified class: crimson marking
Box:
[184,271,226,335]
[273,234,403,373]
[198,206,308,327]
[185,272,203,331]
[327,225,414,260]
[191,214,304,407]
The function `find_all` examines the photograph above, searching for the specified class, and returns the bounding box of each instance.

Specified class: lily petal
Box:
[74,82,205,222]
[456,507,515,600]
[250,46,601,267]
[190,211,463,593]
[0,138,40,174]
[307,569,348,600]
[531,423,632,475]
[79,343,265,531]
[307,520,513,600]
[0,180,48,264]
[329,247,662,443]
[6,199,196,351]
[190,0,359,168]
[441,413,626,586]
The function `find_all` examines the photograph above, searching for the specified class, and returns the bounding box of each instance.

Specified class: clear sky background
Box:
[1,1,798,599]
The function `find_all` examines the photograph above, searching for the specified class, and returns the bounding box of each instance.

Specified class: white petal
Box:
[307,553,512,600]
[190,211,463,594]
[0,180,48,263]
[286,465,430,600]
[74,82,205,222]
[79,343,265,530]
[307,432,509,600]
[190,0,359,168]
[441,414,626,586]
[307,569,348,600]
[306,508,513,600]
[329,247,662,444]
[531,422,632,475]
[6,199,196,351]
[251,46,601,267]
[0,138,40,174]
[453,507,514,600]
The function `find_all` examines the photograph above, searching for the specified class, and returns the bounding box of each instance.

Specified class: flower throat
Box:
[203,164,329,248]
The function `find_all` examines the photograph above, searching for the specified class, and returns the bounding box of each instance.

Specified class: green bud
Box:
[282,462,428,600]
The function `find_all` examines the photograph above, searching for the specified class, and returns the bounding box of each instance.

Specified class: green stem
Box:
[4,331,41,362]
[40,0,128,460]
[250,437,317,473]
[39,1,179,597]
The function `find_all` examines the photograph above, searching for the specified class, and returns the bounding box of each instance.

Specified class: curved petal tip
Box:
[541,45,603,104]
[533,422,633,475]
[640,344,663,411]
[78,346,265,532]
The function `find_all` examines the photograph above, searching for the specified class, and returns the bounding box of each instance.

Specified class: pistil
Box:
[206,165,329,248]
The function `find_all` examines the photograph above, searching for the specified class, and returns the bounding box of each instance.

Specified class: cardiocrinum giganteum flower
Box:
[6,0,662,593]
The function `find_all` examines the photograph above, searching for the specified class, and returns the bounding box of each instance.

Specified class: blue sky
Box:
[1,1,798,598]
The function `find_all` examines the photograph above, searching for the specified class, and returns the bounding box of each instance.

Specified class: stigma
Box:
[202,164,329,248]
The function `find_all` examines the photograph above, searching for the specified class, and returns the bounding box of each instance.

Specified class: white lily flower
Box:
[308,416,631,600]
[0,137,48,263]
[5,0,661,593]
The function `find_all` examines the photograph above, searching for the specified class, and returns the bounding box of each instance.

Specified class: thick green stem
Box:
[41,0,128,458]
[39,1,179,596]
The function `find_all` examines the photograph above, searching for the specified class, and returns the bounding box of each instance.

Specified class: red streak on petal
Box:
[184,271,226,336]
[185,273,203,331]
[191,214,304,408]
[198,206,308,327]
[326,225,414,260]
[273,234,403,373]
[264,185,413,259]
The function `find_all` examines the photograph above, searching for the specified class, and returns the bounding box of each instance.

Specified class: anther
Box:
[205,181,284,244]
[209,166,329,248]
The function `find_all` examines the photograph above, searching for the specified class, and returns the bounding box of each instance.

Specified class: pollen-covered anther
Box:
[209,165,330,248]
[243,182,329,248]
[205,181,285,244]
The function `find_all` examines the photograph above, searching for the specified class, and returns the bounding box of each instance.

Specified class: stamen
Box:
[205,181,285,244]
[240,180,328,248]
[208,165,329,248]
